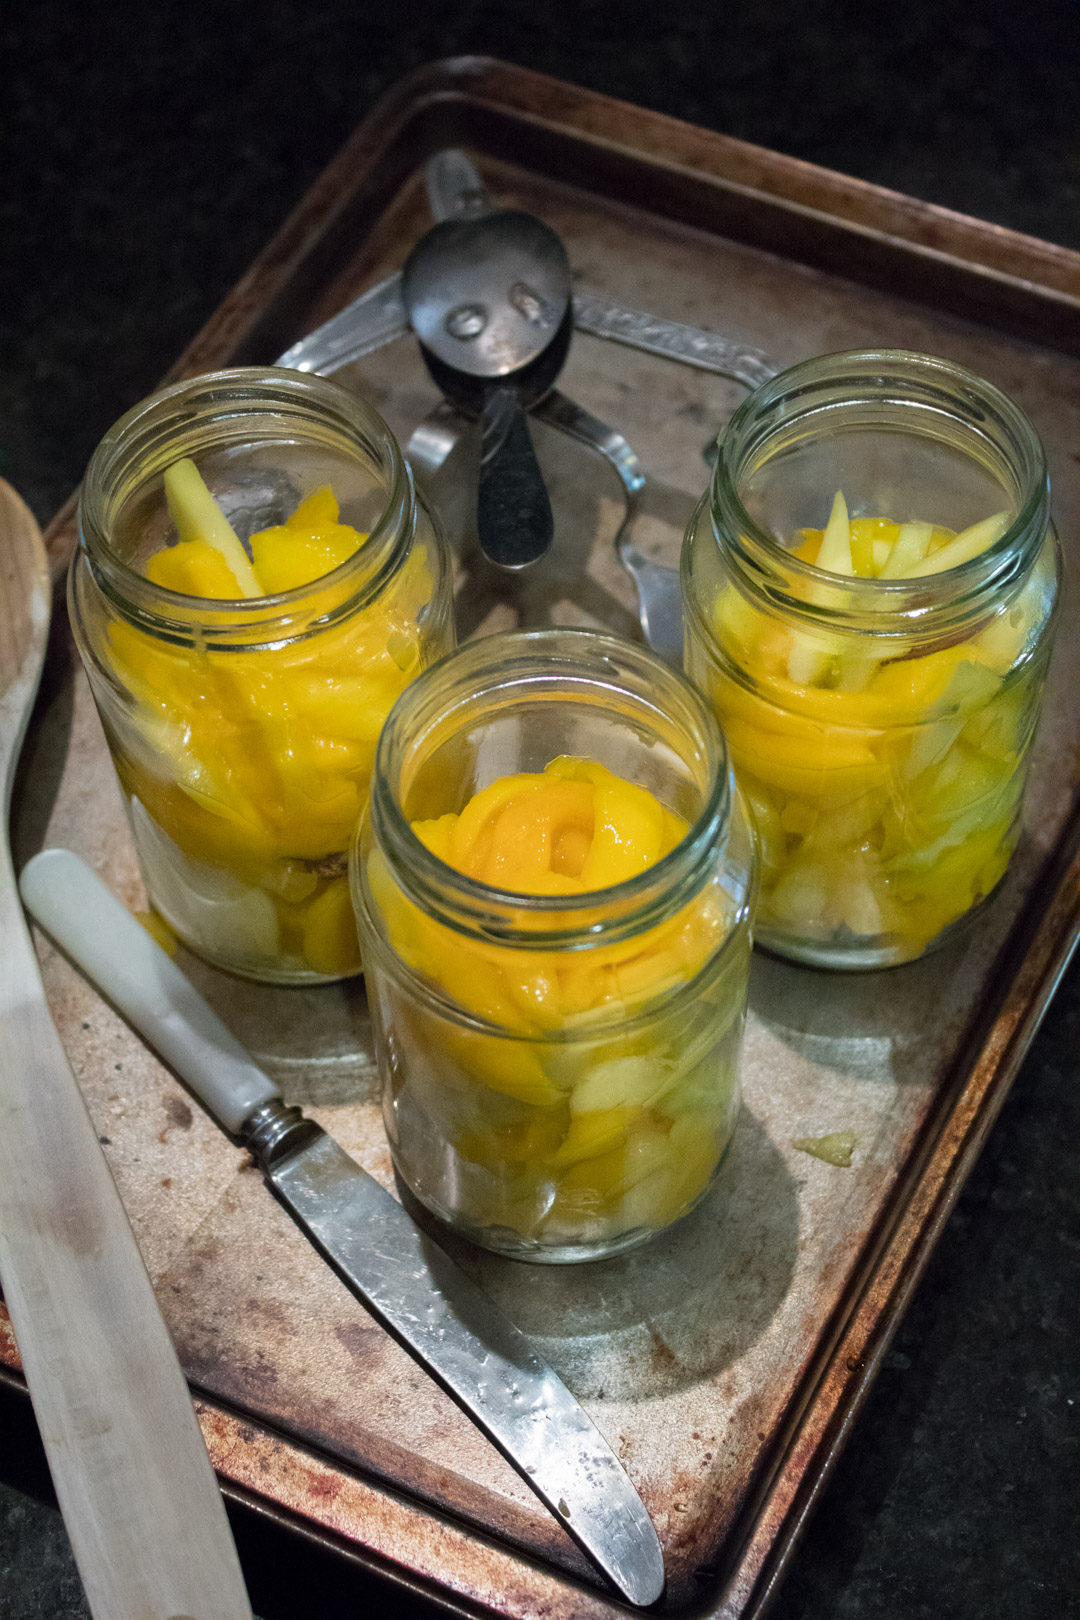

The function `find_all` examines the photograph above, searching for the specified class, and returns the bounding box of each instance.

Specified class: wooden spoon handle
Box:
[0,858,253,1618]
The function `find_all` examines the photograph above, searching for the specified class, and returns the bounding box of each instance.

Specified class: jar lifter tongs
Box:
[276,150,777,665]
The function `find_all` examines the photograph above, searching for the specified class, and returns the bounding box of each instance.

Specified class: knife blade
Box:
[19,847,666,1609]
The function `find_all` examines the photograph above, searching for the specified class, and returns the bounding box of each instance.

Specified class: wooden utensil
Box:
[0,478,252,1619]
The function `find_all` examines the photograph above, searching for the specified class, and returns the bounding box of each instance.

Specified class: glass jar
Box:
[71,368,454,983]
[350,628,757,1263]
[683,349,1061,970]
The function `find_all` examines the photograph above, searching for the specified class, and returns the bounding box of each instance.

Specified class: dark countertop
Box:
[2,3,1078,1617]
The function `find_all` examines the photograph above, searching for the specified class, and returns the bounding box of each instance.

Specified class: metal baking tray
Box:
[6,56,1079,1619]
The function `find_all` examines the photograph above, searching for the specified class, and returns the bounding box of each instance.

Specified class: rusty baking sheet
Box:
[6,57,1080,1620]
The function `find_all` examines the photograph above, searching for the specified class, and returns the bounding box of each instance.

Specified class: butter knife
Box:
[19,847,666,1609]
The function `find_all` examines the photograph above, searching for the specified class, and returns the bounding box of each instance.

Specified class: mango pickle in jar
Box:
[350,630,757,1262]
[70,368,453,982]
[683,350,1061,969]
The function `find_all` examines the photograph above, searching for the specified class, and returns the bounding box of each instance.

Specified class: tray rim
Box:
[12,53,1080,1620]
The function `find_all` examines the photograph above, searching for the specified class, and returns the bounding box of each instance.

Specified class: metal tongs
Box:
[276,151,777,661]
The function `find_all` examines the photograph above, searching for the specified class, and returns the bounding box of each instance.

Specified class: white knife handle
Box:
[20,850,279,1135]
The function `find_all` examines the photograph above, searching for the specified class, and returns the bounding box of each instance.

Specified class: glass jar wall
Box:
[683,350,1060,970]
[71,368,454,983]
[351,629,757,1263]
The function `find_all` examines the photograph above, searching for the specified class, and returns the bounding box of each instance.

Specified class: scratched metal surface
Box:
[10,87,1080,1616]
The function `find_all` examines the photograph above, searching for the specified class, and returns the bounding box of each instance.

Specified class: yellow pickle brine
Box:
[71,368,453,982]
[351,630,757,1262]
[683,350,1061,969]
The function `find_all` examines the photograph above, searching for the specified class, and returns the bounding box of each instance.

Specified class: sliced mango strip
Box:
[902,511,1009,577]
[880,520,933,578]
[815,489,854,575]
[163,458,262,597]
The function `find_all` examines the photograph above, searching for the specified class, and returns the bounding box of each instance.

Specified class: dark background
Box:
[2,3,1078,1617]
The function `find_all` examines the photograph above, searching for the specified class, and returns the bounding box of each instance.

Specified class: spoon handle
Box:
[425,148,491,222]
[477,386,554,569]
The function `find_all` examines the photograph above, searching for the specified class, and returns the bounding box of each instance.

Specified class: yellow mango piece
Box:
[249,526,363,592]
[108,469,438,977]
[287,485,340,528]
[246,484,368,592]
[618,1114,719,1229]
[792,1130,856,1167]
[902,511,1010,576]
[723,711,886,805]
[454,1108,568,1168]
[449,773,556,871]
[134,909,179,955]
[556,957,616,1016]
[261,860,319,904]
[549,1137,636,1212]
[145,538,249,599]
[441,1025,566,1107]
[791,529,821,563]
[416,929,530,1029]
[848,519,881,577]
[581,767,668,887]
[412,813,458,862]
[504,959,569,1026]
[880,520,935,577]
[439,759,683,897]
[551,1106,641,1167]
[301,876,362,977]
[477,780,595,890]
[815,490,853,575]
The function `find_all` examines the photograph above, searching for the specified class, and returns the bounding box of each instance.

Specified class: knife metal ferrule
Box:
[239,1097,324,1170]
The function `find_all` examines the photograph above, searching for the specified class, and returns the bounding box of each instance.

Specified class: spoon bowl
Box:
[403,210,571,375]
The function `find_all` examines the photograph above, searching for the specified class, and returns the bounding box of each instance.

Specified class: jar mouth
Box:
[709,348,1051,630]
[76,367,415,641]
[360,627,737,949]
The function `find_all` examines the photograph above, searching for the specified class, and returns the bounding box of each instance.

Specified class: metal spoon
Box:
[402,209,571,569]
